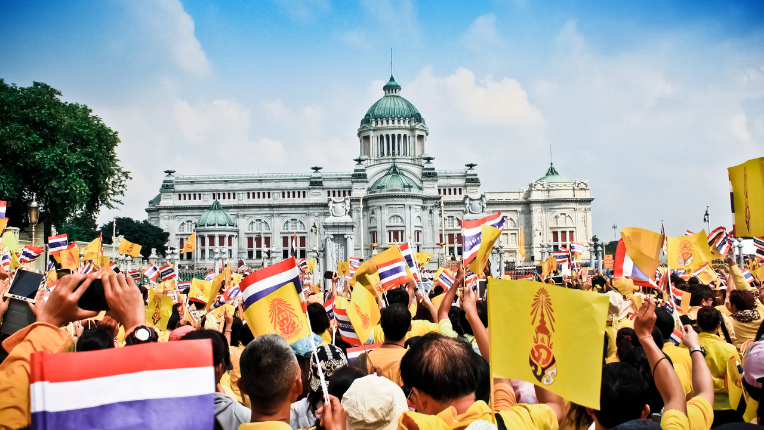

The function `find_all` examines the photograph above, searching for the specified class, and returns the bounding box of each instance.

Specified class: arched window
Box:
[178,220,196,233]
[414,215,422,226]
[282,218,306,231]
[388,215,404,225]
[247,219,270,232]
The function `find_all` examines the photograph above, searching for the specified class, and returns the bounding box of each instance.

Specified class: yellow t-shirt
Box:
[367,346,407,386]
[697,332,740,410]
[371,319,458,344]
[238,421,294,430]
[396,401,556,430]
[660,396,713,430]
[497,403,558,430]
[663,343,693,397]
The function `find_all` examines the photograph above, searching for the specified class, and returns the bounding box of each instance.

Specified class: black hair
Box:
[239,334,300,415]
[458,302,488,336]
[688,285,713,307]
[327,366,366,400]
[399,332,477,403]
[385,288,410,306]
[697,306,721,332]
[448,306,463,336]
[226,316,243,347]
[413,301,434,323]
[595,363,650,428]
[688,277,700,285]
[76,328,114,352]
[238,323,255,347]
[471,351,490,403]
[655,307,675,341]
[404,336,422,349]
[619,342,666,417]
[615,327,636,361]
[180,329,232,371]
[430,286,444,298]
[307,303,331,335]
[167,305,181,331]
[380,303,411,342]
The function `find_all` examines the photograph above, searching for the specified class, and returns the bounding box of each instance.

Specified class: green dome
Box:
[536,163,572,183]
[197,200,237,228]
[368,164,422,194]
[361,76,424,126]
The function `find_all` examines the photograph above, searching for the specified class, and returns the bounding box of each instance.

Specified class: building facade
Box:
[146,76,594,272]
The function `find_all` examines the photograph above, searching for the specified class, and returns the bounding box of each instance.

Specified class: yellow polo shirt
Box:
[663,343,693,397]
[697,332,739,410]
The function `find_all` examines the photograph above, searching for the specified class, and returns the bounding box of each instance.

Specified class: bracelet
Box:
[652,356,668,375]
[638,335,652,342]
[224,329,232,333]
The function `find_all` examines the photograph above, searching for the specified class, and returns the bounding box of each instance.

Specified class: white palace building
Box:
[146,75,595,273]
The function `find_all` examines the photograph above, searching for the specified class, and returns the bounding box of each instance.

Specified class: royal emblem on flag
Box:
[353,303,370,329]
[269,298,304,339]
[676,240,694,267]
[529,287,557,386]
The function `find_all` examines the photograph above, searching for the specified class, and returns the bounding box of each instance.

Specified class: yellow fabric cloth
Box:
[612,278,637,300]
[230,345,245,403]
[398,400,557,430]
[497,403,559,430]
[730,316,764,349]
[731,264,752,291]
[493,381,517,412]
[0,322,72,429]
[368,346,407,386]
[663,343,694,397]
[660,396,713,430]
[238,421,294,430]
[319,329,332,346]
[698,332,739,410]
[372,319,457,343]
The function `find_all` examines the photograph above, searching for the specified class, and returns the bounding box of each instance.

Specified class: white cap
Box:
[342,375,408,430]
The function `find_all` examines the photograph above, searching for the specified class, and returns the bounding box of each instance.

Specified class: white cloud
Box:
[338,29,371,51]
[729,111,753,142]
[269,0,330,22]
[462,14,502,52]
[360,0,423,44]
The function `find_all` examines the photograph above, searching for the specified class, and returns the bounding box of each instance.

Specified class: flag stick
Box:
[297,258,330,403]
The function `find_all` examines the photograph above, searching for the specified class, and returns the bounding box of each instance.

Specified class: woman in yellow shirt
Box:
[727,290,763,348]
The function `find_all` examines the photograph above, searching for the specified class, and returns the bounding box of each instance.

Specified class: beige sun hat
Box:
[341,375,408,430]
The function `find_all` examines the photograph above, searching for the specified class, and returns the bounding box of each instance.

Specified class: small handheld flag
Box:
[0,200,6,218]
[753,237,764,261]
[159,264,176,280]
[398,243,419,282]
[20,246,44,264]
[143,264,159,281]
[433,267,455,290]
[462,212,505,263]
[47,234,68,254]
[178,280,191,293]
[205,271,215,282]
[334,296,361,345]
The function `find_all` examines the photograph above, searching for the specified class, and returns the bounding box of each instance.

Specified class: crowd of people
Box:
[0,251,763,430]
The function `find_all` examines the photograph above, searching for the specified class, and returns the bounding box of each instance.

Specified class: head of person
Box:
[615,327,636,360]
[448,306,463,336]
[430,286,444,298]
[307,344,348,411]
[458,303,487,336]
[688,285,714,307]
[167,303,182,331]
[654,306,675,342]
[307,302,331,335]
[400,333,477,415]
[470,351,490,403]
[228,316,243,347]
[591,363,651,429]
[238,334,302,419]
[238,323,255,347]
[385,288,410,306]
[743,342,764,403]
[381,303,412,343]
[327,366,367,401]
[729,290,756,313]
[342,375,409,430]
[76,328,114,352]
[180,329,232,385]
[697,306,721,333]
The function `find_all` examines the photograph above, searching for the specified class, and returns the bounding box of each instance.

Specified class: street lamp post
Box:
[28,194,39,247]
[703,206,710,234]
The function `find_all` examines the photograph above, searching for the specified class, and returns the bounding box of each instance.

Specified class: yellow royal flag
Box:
[468,224,501,275]
[351,245,413,297]
[189,279,213,304]
[542,256,557,277]
[694,264,722,286]
[305,258,316,273]
[0,218,7,236]
[416,251,433,266]
[337,261,350,277]
[488,278,609,409]
[757,266,764,282]
[60,247,80,270]
[118,239,142,257]
[182,232,197,253]
[347,282,381,344]
[727,356,745,410]
[99,256,110,267]
[431,293,446,309]
[519,227,525,259]
[729,157,764,237]
[244,282,311,344]
[667,230,717,271]
[206,272,226,311]
[620,227,663,276]
[83,236,102,259]
[145,289,173,331]
[1,231,20,254]
[10,251,21,269]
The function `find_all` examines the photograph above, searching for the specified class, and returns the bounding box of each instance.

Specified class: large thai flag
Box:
[0,200,6,218]
[554,247,570,262]
[30,340,214,430]
[398,243,419,281]
[570,242,584,256]
[47,234,68,255]
[324,296,335,321]
[159,264,176,280]
[222,285,241,302]
[462,212,505,263]
[239,257,301,310]
[20,246,44,264]
[334,304,360,345]
[377,258,410,289]
[346,256,360,282]
[614,239,656,287]
[143,264,159,281]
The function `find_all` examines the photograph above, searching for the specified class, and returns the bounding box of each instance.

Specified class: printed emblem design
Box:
[744,167,751,232]
[151,295,162,326]
[353,303,369,329]
[676,240,694,267]
[269,298,303,340]
[529,287,557,386]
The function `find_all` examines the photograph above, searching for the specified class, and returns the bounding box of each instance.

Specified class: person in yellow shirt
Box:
[655,306,694,398]
[368,303,410,386]
[307,302,333,346]
[696,306,743,425]
[236,334,347,430]
[726,289,763,349]
[687,285,737,346]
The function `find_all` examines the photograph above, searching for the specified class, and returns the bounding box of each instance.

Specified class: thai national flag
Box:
[465,268,478,286]
[754,237,764,261]
[614,239,656,287]
[377,258,410,290]
[0,200,6,218]
[669,329,683,346]
[143,264,159,281]
[334,302,360,345]
[570,242,584,256]
[741,269,755,285]
[30,340,215,430]
[222,285,241,302]
[178,280,191,293]
[554,247,570,262]
[205,271,215,282]
[685,230,695,236]
[461,212,505,263]
[20,246,44,264]
[346,343,382,365]
[239,257,301,311]
[290,232,297,259]
[80,262,92,274]
[324,296,335,321]
[398,243,419,282]
[436,269,455,289]
[47,261,55,271]
[708,226,726,244]
[47,234,68,254]
[2,252,11,268]
[108,262,117,271]
[671,287,684,309]
[129,270,141,281]
[299,258,308,272]
[159,264,176,280]
[519,274,534,280]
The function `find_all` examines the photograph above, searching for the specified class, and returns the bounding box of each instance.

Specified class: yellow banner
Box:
[519,227,525,259]
[351,245,413,296]
[468,224,501,275]
[347,282,381,343]
[60,247,81,270]
[337,261,349,277]
[243,282,310,344]
[667,230,717,271]
[83,236,101,257]
[416,251,433,266]
[620,227,663,276]
[542,256,557,277]
[488,278,608,409]
[729,157,764,237]
[118,239,142,257]
[305,258,316,273]
[145,289,173,331]
[189,279,213,304]
[1,231,20,254]
[182,232,197,253]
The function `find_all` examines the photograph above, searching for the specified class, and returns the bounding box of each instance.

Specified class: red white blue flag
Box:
[20,246,44,264]
[398,243,419,281]
[377,258,410,289]
[204,271,215,281]
[570,242,585,255]
[159,264,176,280]
[239,257,301,310]
[755,237,764,261]
[461,212,505,263]
[143,264,159,281]
[0,200,6,219]
[178,280,191,293]
[47,234,68,255]
[614,239,656,287]
[324,296,335,321]
[334,302,360,345]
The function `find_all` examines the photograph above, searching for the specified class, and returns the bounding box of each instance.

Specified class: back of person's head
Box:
[400,333,476,403]
[413,301,434,323]
[228,317,243,347]
[307,302,331,335]
[688,285,713,307]
[697,306,721,332]
[238,324,255,347]
[655,307,675,341]
[240,334,300,415]
[470,351,490,403]
[730,290,756,311]
[76,328,114,352]
[180,329,232,372]
[619,345,664,417]
[615,328,636,360]
[385,288,409,306]
[404,336,422,349]
[430,286,444,298]
[327,366,367,401]
[97,316,120,339]
[688,277,700,285]
[448,306,463,336]
[381,303,411,342]
[595,363,650,429]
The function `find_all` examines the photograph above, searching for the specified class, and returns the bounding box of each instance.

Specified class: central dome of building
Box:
[360,76,424,126]
[368,163,422,194]
[197,200,237,228]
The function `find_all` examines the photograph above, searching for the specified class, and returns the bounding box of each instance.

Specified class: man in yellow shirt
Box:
[368,303,410,386]
[236,334,346,430]
[655,306,693,398]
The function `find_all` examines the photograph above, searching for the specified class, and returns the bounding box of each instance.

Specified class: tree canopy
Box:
[0,79,130,230]
[99,217,169,260]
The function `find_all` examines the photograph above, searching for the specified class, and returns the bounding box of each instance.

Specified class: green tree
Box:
[605,240,618,256]
[99,217,169,260]
[0,79,130,233]
[58,211,99,242]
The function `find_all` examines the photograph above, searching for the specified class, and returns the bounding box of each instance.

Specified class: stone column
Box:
[325,236,333,273]
[588,243,595,268]
[498,245,505,277]
[345,235,354,260]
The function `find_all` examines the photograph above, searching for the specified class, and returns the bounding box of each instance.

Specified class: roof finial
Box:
[391,48,393,77]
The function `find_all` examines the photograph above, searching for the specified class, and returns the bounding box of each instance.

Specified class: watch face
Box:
[135,328,150,341]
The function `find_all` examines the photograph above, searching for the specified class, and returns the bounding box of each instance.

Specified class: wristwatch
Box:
[125,325,158,346]
[689,345,706,357]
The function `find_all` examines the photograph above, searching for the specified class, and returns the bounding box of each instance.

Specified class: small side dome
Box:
[368,164,422,194]
[197,200,237,228]
[536,163,572,183]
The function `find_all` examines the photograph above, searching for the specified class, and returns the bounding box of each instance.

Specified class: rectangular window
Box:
[267,192,271,198]
[248,250,253,259]
[370,231,377,244]
[282,192,285,198]
[552,231,559,242]
[228,236,233,246]
[219,236,225,246]
[201,250,205,259]
[569,231,575,242]
[232,193,236,199]
[561,231,567,242]
[303,191,306,198]
[179,238,185,260]
[200,236,205,246]
[247,237,253,248]
[414,230,421,243]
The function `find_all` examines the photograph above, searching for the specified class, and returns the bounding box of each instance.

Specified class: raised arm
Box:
[437,266,463,322]
[680,324,714,405]
[462,284,488,360]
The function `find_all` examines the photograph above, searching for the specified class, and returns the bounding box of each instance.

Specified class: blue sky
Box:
[1,0,763,240]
